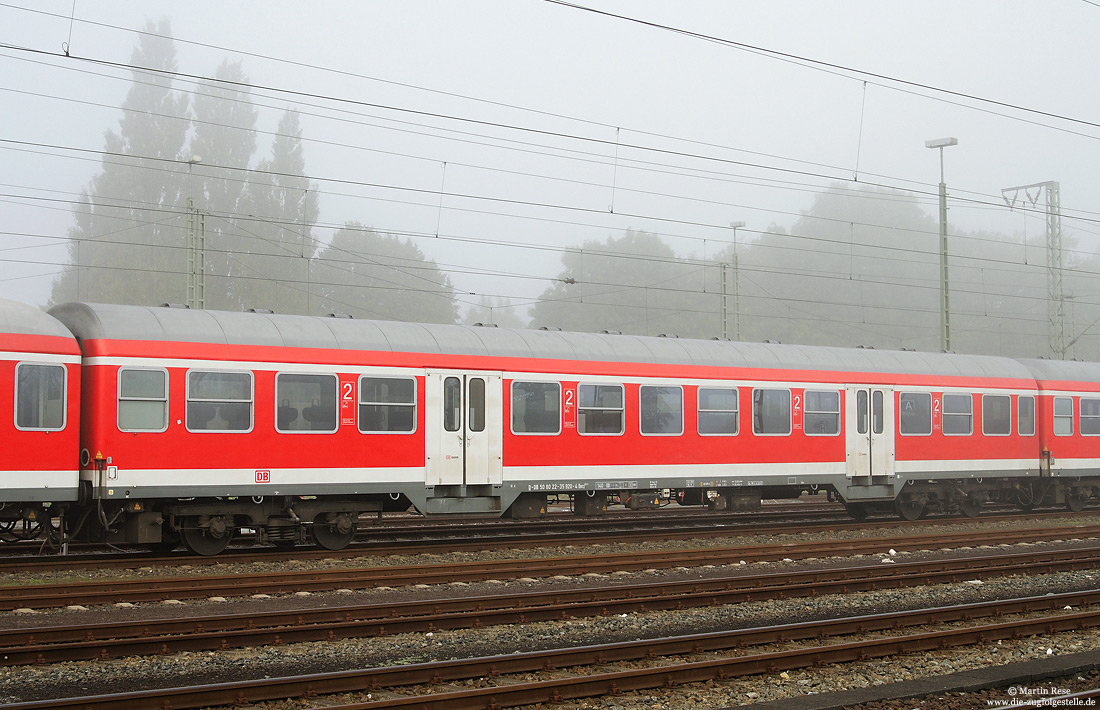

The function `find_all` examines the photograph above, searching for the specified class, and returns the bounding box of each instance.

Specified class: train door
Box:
[845,385,896,479]
[425,371,503,487]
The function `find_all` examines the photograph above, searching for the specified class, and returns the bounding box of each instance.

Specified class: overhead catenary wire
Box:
[542,0,1100,134]
[2,135,1097,299]
[1,2,1096,351]
[4,124,1099,263]
[3,39,1100,231]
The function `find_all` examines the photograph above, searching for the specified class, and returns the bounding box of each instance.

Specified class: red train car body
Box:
[0,299,81,525]
[0,298,1097,554]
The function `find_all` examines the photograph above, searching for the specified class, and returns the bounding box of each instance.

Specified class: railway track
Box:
[4,524,1100,610]
[0,505,1089,574]
[6,545,1100,665]
[7,589,1100,710]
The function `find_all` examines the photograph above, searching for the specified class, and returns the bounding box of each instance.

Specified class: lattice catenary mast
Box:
[1002,181,1063,359]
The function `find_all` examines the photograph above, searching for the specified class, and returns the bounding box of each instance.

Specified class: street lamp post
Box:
[721,221,746,340]
[925,137,957,352]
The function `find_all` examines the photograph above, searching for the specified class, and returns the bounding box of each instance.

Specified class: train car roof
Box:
[49,302,1036,382]
[1016,358,1100,387]
[0,298,79,348]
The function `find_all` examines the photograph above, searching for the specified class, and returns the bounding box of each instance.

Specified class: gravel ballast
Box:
[1,516,1099,708]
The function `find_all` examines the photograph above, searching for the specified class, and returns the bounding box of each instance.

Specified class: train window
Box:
[578,384,624,435]
[899,392,932,435]
[1081,399,1100,436]
[640,385,683,435]
[804,390,840,436]
[872,390,884,435]
[942,394,973,435]
[981,395,1011,436]
[1018,395,1036,436]
[186,371,253,432]
[856,390,868,435]
[275,373,337,433]
[118,368,168,432]
[698,387,738,435]
[359,376,416,433]
[752,388,791,436]
[468,377,486,433]
[443,377,462,432]
[14,363,65,431]
[511,381,561,435]
[1054,397,1073,436]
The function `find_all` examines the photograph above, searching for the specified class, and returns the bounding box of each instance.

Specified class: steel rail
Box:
[2,526,1100,611]
[5,591,1100,710]
[0,506,1084,574]
[5,546,1100,665]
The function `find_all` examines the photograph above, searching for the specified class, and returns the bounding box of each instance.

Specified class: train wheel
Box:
[958,495,982,518]
[894,495,925,521]
[1066,490,1088,513]
[312,513,357,551]
[180,515,233,556]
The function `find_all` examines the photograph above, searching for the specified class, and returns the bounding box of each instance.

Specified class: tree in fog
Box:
[188,60,258,311]
[531,229,714,337]
[50,20,190,306]
[727,183,1048,356]
[726,185,941,349]
[312,223,457,323]
[233,110,319,314]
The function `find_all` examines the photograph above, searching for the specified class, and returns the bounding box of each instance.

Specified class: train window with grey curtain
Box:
[1054,396,1073,436]
[118,368,168,432]
[359,376,416,433]
[698,387,738,435]
[1081,398,1100,436]
[804,390,840,436]
[578,384,623,435]
[942,393,973,435]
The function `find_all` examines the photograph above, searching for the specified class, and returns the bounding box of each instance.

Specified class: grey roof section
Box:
[48,302,1038,380]
[1017,358,1100,386]
[0,298,76,342]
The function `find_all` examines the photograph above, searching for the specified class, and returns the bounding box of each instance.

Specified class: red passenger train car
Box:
[1,298,1098,555]
[0,299,80,540]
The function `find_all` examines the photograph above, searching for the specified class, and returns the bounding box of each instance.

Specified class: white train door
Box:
[425,372,503,487]
[845,385,895,479]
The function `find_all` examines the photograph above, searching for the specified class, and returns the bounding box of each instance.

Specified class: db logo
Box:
[255,470,271,484]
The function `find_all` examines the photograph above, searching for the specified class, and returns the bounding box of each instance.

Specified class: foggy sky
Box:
[2,0,1098,318]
